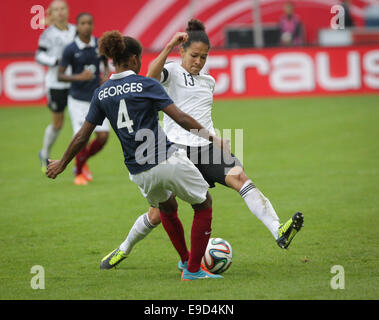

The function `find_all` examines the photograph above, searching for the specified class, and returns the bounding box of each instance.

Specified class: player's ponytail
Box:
[183,19,210,49]
[99,31,142,68]
[186,19,206,32]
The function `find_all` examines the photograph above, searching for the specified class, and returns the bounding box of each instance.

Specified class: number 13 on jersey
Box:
[117,99,134,133]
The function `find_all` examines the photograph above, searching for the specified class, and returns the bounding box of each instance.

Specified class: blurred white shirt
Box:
[35,23,76,90]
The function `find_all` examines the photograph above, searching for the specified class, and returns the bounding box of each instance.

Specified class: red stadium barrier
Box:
[196,45,379,98]
[0,0,368,53]
[1,45,378,106]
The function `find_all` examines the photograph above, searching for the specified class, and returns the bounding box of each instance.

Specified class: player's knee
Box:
[53,119,64,130]
[96,132,109,145]
[148,207,161,225]
[205,192,212,207]
[159,195,178,214]
[225,166,249,190]
[237,170,249,184]
[52,112,64,130]
[192,192,212,211]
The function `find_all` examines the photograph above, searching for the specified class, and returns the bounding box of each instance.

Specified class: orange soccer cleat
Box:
[74,173,88,186]
[82,163,93,182]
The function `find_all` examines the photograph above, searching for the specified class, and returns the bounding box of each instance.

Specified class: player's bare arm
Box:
[146,32,188,80]
[57,65,95,82]
[46,120,95,179]
[163,103,230,154]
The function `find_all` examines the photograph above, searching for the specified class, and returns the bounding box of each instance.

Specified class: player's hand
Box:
[168,32,188,48]
[76,69,95,81]
[46,159,66,179]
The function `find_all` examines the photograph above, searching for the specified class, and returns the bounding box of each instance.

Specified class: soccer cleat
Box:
[178,260,207,272]
[73,164,93,182]
[38,151,48,174]
[74,173,88,186]
[100,248,127,270]
[178,260,188,271]
[181,268,223,281]
[276,212,304,249]
[82,163,93,182]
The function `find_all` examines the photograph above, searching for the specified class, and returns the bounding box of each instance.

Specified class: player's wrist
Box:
[165,42,176,52]
[57,160,67,171]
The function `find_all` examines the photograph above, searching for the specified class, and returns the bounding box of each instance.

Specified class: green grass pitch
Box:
[0,95,378,300]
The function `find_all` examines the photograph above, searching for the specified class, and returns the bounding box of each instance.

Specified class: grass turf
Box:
[0,95,378,300]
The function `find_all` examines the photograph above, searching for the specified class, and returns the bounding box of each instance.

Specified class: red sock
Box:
[75,139,105,175]
[87,138,104,157]
[187,208,212,273]
[75,146,89,175]
[160,211,189,263]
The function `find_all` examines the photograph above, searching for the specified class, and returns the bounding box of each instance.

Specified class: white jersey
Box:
[35,23,76,90]
[161,62,216,147]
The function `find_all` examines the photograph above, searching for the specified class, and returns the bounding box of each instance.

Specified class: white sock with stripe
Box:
[120,213,157,254]
[239,180,280,239]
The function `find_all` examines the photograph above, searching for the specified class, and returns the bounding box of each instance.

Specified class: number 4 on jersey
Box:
[117,99,134,133]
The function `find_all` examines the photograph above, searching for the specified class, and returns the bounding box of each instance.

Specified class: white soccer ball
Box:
[202,238,233,274]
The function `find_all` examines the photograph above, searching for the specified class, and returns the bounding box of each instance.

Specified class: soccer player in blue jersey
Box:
[58,13,110,185]
[46,30,230,281]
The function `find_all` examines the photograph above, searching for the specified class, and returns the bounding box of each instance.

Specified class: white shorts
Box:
[68,95,110,134]
[129,149,209,208]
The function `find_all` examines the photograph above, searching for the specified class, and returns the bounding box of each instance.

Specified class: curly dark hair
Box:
[98,30,142,68]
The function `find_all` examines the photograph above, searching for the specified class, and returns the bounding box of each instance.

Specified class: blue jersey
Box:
[61,36,103,101]
[86,70,176,174]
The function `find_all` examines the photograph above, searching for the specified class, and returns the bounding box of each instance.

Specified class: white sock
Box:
[41,124,60,159]
[119,213,157,255]
[239,180,281,239]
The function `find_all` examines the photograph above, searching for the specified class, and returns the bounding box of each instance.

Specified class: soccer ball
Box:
[202,238,233,274]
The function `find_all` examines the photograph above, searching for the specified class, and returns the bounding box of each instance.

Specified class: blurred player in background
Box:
[47,30,230,281]
[36,0,76,173]
[112,19,304,269]
[58,13,110,185]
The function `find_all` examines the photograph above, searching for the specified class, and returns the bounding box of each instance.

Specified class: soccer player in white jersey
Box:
[110,19,304,270]
[36,0,76,173]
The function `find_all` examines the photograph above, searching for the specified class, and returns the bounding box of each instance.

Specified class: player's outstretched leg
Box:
[119,211,159,254]
[100,248,127,269]
[100,211,159,270]
[225,168,281,240]
[225,167,304,249]
[276,212,304,249]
